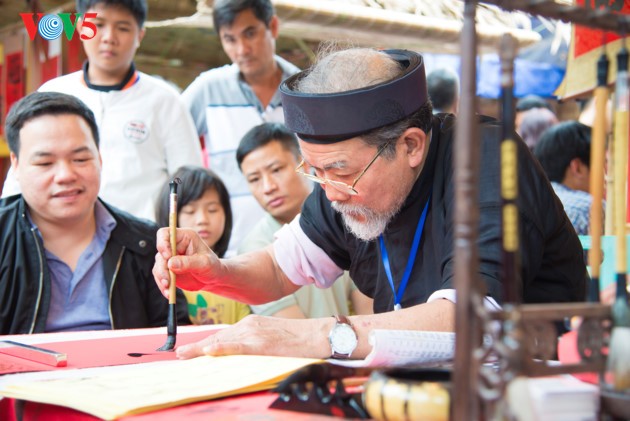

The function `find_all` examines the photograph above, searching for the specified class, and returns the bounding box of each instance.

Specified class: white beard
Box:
[332,200,402,241]
[331,167,416,242]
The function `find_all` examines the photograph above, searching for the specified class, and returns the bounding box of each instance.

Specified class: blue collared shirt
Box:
[551,181,593,235]
[28,201,117,332]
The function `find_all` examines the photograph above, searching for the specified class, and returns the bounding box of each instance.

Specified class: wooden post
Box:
[453,1,482,420]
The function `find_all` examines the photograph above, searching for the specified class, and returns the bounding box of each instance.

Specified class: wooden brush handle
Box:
[499,33,520,304]
[589,85,609,279]
[168,195,178,305]
[614,109,628,274]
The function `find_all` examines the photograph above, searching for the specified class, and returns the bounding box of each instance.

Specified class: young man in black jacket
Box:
[0,91,189,334]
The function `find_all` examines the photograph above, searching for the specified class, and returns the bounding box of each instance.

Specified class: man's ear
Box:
[565,157,590,192]
[9,152,19,182]
[269,15,279,38]
[136,27,146,48]
[568,157,585,176]
[402,127,427,169]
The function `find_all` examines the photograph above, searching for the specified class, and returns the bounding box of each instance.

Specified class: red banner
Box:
[5,51,24,116]
[555,0,630,99]
[573,0,627,58]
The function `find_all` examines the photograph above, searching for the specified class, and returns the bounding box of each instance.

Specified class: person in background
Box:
[0,91,189,335]
[517,107,558,151]
[236,123,373,318]
[426,67,459,115]
[153,47,586,361]
[181,0,300,256]
[514,94,555,134]
[155,167,251,324]
[155,166,251,325]
[1,0,204,221]
[534,121,593,235]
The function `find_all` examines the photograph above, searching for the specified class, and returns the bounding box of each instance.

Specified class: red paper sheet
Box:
[0,329,217,375]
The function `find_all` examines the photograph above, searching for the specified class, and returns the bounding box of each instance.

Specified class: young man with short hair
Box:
[0,91,189,334]
[534,121,592,235]
[236,122,373,318]
[182,0,300,256]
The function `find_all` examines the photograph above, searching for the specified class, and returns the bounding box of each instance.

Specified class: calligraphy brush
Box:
[607,43,630,391]
[157,177,181,352]
[499,33,521,304]
[587,48,609,303]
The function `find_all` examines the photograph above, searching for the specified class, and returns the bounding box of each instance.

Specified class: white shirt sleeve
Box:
[273,215,344,288]
[427,289,502,311]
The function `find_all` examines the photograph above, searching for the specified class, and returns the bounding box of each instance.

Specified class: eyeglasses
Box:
[295,141,392,196]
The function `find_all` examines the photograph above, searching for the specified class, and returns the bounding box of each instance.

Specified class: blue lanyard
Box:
[378,196,431,311]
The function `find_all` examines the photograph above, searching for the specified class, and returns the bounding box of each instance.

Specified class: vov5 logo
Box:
[20,13,97,41]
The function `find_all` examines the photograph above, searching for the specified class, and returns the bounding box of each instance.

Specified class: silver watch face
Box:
[330,323,358,355]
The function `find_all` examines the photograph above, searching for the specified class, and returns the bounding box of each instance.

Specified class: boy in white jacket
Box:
[2,0,203,221]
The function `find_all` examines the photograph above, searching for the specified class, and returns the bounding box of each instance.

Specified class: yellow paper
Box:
[0,355,322,420]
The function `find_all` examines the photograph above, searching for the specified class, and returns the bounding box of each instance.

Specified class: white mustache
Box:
[331,201,389,241]
[331,202,378,219]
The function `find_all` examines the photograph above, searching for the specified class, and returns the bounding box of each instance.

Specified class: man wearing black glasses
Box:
[153,47,586,360]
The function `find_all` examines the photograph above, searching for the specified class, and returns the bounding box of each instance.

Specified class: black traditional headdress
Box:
[280,49,428,143]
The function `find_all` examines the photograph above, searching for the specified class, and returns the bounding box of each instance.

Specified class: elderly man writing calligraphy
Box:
[153,47,587,360]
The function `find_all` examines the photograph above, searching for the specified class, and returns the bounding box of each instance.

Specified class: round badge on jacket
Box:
[123,120,150,144]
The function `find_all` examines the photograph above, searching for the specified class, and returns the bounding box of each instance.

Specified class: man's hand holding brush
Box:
[153,227,223,298]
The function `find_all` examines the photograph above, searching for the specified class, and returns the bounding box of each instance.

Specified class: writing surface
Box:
[0,355,322,420]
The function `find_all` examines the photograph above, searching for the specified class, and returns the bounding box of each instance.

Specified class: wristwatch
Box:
[328,315,358,359]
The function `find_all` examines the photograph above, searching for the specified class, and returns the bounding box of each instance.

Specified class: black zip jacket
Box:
[0,195,190,334]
